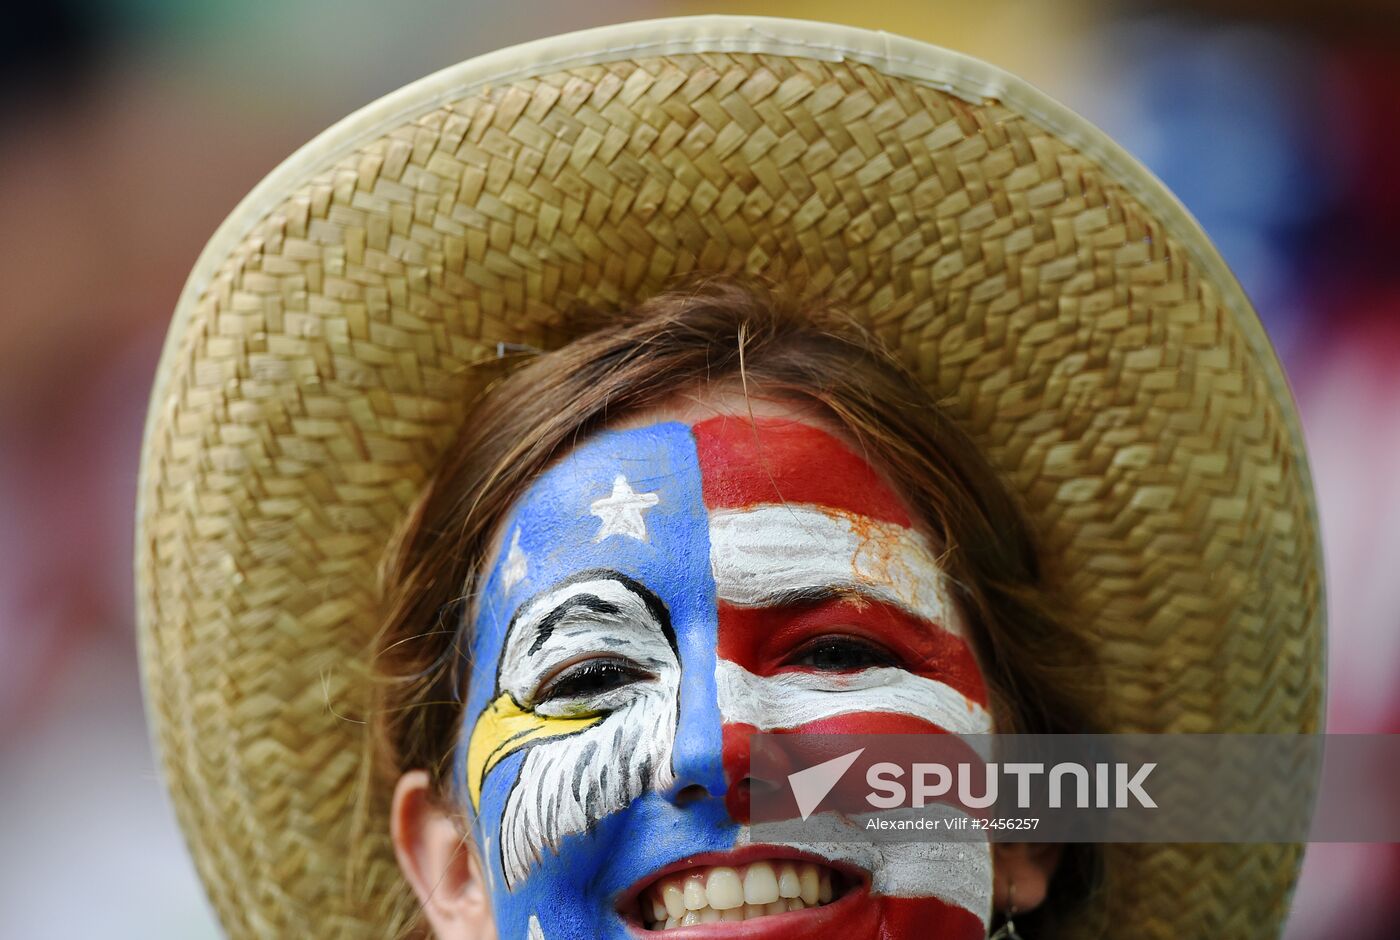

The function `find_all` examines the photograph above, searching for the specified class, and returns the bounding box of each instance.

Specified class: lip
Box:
[618,845,871,938]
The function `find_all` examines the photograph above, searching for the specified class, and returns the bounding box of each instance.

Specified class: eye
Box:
[787,635,897,672]
[536,657,652,706]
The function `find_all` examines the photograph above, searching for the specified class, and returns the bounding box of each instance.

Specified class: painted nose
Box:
[664,626,729,806]
[664,695,728,806]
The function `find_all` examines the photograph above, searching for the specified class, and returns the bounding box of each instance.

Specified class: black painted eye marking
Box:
[502,568,677,671]
[527,595,622,654]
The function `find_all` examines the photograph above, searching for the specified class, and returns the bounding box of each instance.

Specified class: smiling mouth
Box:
[632,859,848,930]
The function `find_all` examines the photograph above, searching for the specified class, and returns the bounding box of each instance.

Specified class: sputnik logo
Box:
[787,748,865,821]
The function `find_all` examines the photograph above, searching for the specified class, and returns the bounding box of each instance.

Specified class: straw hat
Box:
[135,16,1324,939]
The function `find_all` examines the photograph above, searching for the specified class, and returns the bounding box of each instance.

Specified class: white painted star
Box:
[589,473,660,542]
[501,528,528,592]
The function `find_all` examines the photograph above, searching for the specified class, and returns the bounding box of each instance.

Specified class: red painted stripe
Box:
[692,416,912,526]
[876,896,986,940]
[716,598,987,707]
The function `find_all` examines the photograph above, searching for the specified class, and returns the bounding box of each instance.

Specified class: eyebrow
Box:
[527,595,622,654]
[506,570,677,660]
[744,582,953,632]
[754,584,873,609]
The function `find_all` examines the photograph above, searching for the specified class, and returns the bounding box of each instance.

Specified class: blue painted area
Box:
[459,422,734,938]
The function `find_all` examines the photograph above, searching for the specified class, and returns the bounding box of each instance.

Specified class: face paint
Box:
[459,415,993,939]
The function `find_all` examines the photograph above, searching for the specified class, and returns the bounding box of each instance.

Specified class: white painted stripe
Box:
[708,505,959,632]
[716,659,992,736]
[735,817,992,923]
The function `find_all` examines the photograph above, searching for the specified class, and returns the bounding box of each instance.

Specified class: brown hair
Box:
[372,277,1100,934]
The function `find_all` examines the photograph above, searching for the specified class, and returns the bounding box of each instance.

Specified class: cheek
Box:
[873,891,991,940]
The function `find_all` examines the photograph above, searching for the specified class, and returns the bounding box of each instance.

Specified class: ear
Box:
[392,770,497,940]
[992,842,1062,915]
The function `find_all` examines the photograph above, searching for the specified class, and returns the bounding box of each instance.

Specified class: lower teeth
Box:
[652,896,817,928]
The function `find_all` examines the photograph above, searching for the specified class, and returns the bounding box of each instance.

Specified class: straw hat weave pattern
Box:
[135,17,1324,939]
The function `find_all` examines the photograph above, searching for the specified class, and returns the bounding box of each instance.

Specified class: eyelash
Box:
[532,633,898,707]
[536,657,651,705]
[786,635,898,672]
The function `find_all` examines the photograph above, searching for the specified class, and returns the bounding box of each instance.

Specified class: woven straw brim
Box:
[135,16,1324,939]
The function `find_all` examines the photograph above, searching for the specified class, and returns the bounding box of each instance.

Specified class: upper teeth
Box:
[642,860,836,929]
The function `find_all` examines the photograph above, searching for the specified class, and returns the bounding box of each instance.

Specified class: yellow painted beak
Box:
[464,692,602,811]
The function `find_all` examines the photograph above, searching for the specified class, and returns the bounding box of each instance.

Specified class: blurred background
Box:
[1,1,1395,936]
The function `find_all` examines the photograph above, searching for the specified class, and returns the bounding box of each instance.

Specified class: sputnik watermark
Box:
[785,747,1156,822]
[753,733,1400,844]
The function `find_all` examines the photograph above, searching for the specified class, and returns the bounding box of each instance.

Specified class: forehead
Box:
[482,414,912,580]
[690,415,911,526]
[474,414,916,618]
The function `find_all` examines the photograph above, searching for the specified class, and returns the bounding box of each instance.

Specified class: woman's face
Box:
[457,401,993,939]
